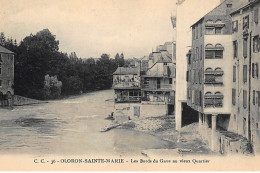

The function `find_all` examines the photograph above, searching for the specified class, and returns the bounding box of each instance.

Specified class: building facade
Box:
[231,0,260,153]
[175,0,222,130]
[113,67,141,121]
[113,42,176,121]
[0,46,14,107]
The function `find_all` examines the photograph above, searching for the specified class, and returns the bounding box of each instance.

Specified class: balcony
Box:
[113,81,140,89]
[115,96,141,103]
[204,93,224,108]
[142,95,174,104]
[142,84,172,91]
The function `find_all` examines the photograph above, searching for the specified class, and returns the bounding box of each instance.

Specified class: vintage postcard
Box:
[0,0,260,171]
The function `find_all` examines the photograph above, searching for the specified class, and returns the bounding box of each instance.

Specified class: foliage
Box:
[0,30,129,100]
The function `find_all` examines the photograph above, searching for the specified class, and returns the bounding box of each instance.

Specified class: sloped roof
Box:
[231,0,258,15]
[113,67,139,75]
[0,45,14,54]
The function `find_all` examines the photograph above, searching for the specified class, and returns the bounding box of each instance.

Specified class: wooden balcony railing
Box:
[115,96,141,103]
[142,84,172,90]
[113,81,140,88]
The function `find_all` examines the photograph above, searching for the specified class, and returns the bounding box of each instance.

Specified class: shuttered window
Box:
[253,63,255,78]
[253,90,256,105]
[254,8,259,23]
[243,90,247,109]
[243,38,248,58]
[232,88,236,105]
[258,91,260,107]
[243,65,247,83]
[256,63,259,78]
[233,65,236,82]
[233,41,238,58]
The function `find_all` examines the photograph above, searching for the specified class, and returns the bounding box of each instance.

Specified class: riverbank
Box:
[115,116,213,156]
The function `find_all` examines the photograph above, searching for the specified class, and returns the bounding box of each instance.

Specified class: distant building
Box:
[0,45,15,106]
[113,67,141,121]
[112,41,176,121]
[230,0,260,153]
[141,52,175,117]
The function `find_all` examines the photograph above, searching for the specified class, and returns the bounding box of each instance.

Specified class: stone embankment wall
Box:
[13,95,44,106]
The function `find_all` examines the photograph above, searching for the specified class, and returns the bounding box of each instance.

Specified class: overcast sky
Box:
[0,0,176,59]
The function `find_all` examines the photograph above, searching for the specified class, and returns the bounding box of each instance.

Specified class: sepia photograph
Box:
[0,0,260,171]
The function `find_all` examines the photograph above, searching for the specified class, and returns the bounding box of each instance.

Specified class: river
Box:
[0,90,174,157]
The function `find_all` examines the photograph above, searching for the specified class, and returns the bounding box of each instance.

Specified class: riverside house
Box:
[0,45,14,107]
[113,67,141,121]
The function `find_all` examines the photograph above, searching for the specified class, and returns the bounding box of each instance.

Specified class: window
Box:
[195,26,198,39]
[164,62,167,65]
[200,45,203,60]
[232,89,236,105]
[186,71,189,82]
[0,64,1,75]
[233,41,238,58]
[258,91,260,107]
[253,90,256,105]
[233,65,236,82]
[215,27,222,34]
[200,24,202,36]
[0,80,2,87]
[169,78,172,84]
[215,50,223,58]
[253,35,260,53]
[206,28,214,35]
[196,47,199,60]
[256,63,259,78]
[243,90,247,108]
[243,15,249,30]
[205,50,223,59]
[253,63,255,78]
[0,54,2,62]
[205,50,214,59]
[227,4,232,8]
[243,38,248,58]
[254,8,259,23]
[243,65,247,83]
[204,91,223,108]
[232,20,238,32]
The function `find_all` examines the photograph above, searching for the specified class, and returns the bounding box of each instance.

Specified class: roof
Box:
[0,45,14,54]
[231,0,259,15]
[113,67,139,75]
[191,0,248,27]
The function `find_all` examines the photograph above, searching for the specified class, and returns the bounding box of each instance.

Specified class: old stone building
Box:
[187,0,248,152]
[230,0,260,153]
[0,45,14,107]
[113,67,141,121]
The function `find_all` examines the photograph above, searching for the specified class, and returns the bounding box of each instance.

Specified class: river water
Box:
[0,90,174,157]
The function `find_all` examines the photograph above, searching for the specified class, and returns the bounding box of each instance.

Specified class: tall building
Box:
[187,0,248,151]
[230,0,260,153]
[175,0,222,130]
[0,45,15,106]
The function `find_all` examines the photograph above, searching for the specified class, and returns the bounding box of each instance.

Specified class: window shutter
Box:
[243,90,247,108]
[253,90,256,105]
[252,63,255,78]
[243,65,247,83]
[254,8,259,23]
[258,91,260,107]
[243,38,248,58]
[233,65,236,82]
[232,88,236,105]
[256,63,259,78]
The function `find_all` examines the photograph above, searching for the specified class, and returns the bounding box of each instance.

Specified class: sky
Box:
[0,0,176,59]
